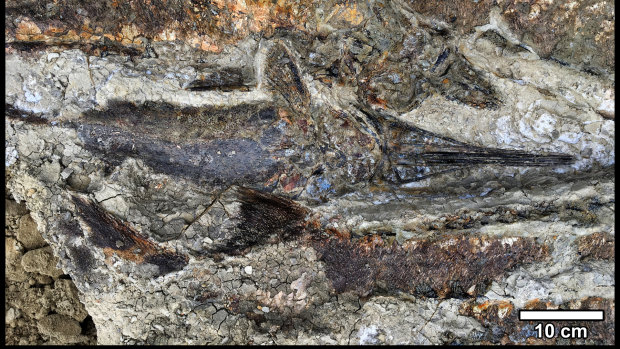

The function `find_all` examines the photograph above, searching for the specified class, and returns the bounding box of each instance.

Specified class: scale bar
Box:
[519,310,604,321]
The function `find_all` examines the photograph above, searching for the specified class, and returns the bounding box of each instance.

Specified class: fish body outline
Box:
[6,40,573,201]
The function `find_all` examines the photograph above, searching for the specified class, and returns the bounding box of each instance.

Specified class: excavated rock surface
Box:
[5,191,97,345]
[5,0,615,345]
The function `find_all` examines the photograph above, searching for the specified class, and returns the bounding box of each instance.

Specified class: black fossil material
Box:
[8,97,574,197]
[382,117,574,183]
[185,68,248,91]
[73,195,188,276]
[6,38,575,199]
[76,100,285,188]
[5,38,576,297]
[206,187,317,255]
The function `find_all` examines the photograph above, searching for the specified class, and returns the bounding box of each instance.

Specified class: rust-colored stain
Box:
[366,93,388,109]
[73,195,188,275]
[5,0,613,76]
[466,300,514,321]
[280,173,303,192]
[6,0,321,53]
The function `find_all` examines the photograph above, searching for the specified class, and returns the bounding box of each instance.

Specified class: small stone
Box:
[47,52,60,61]
[67,173,91,191]
[5,237,24,261]
[39,160,61,183]
[5,238,29,282]
[467,284,476,295]
[185,228,196,239]
[60,167,74,180]
[35,274,53,285]
[16,214,47,250]
[6,308,21,323]
[21,246,64,277]
[262,306,270,313]
[52,279,89,321]
[303,248,317,262]
[244,266,253,275]
[5,198,28,217]
[37,314,83,343]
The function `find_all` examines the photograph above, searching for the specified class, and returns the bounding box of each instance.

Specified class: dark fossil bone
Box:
[379,115,574,183]
[185,67,249,91]
[68,185,551,299]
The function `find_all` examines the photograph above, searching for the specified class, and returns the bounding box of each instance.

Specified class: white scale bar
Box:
[519,310,604,321]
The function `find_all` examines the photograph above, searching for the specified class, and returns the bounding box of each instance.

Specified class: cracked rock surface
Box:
[5,0,615,345]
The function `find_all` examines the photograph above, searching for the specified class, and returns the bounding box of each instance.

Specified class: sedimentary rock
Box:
[5,0,614,345]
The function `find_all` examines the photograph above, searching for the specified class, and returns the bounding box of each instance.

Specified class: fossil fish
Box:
[313,233,549,298]
[7,101,574,199]
[6,43,574,200]
[2,2,600,308]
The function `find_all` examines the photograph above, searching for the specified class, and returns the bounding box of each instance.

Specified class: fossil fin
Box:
[184,186,316,255]
[6,103,54,124]
[72,195,188,276]
[184,67,248,91]
[264,42,310,113]
[383,118,575,183]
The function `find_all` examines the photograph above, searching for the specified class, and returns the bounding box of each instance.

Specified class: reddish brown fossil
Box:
[312,233,549,298]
